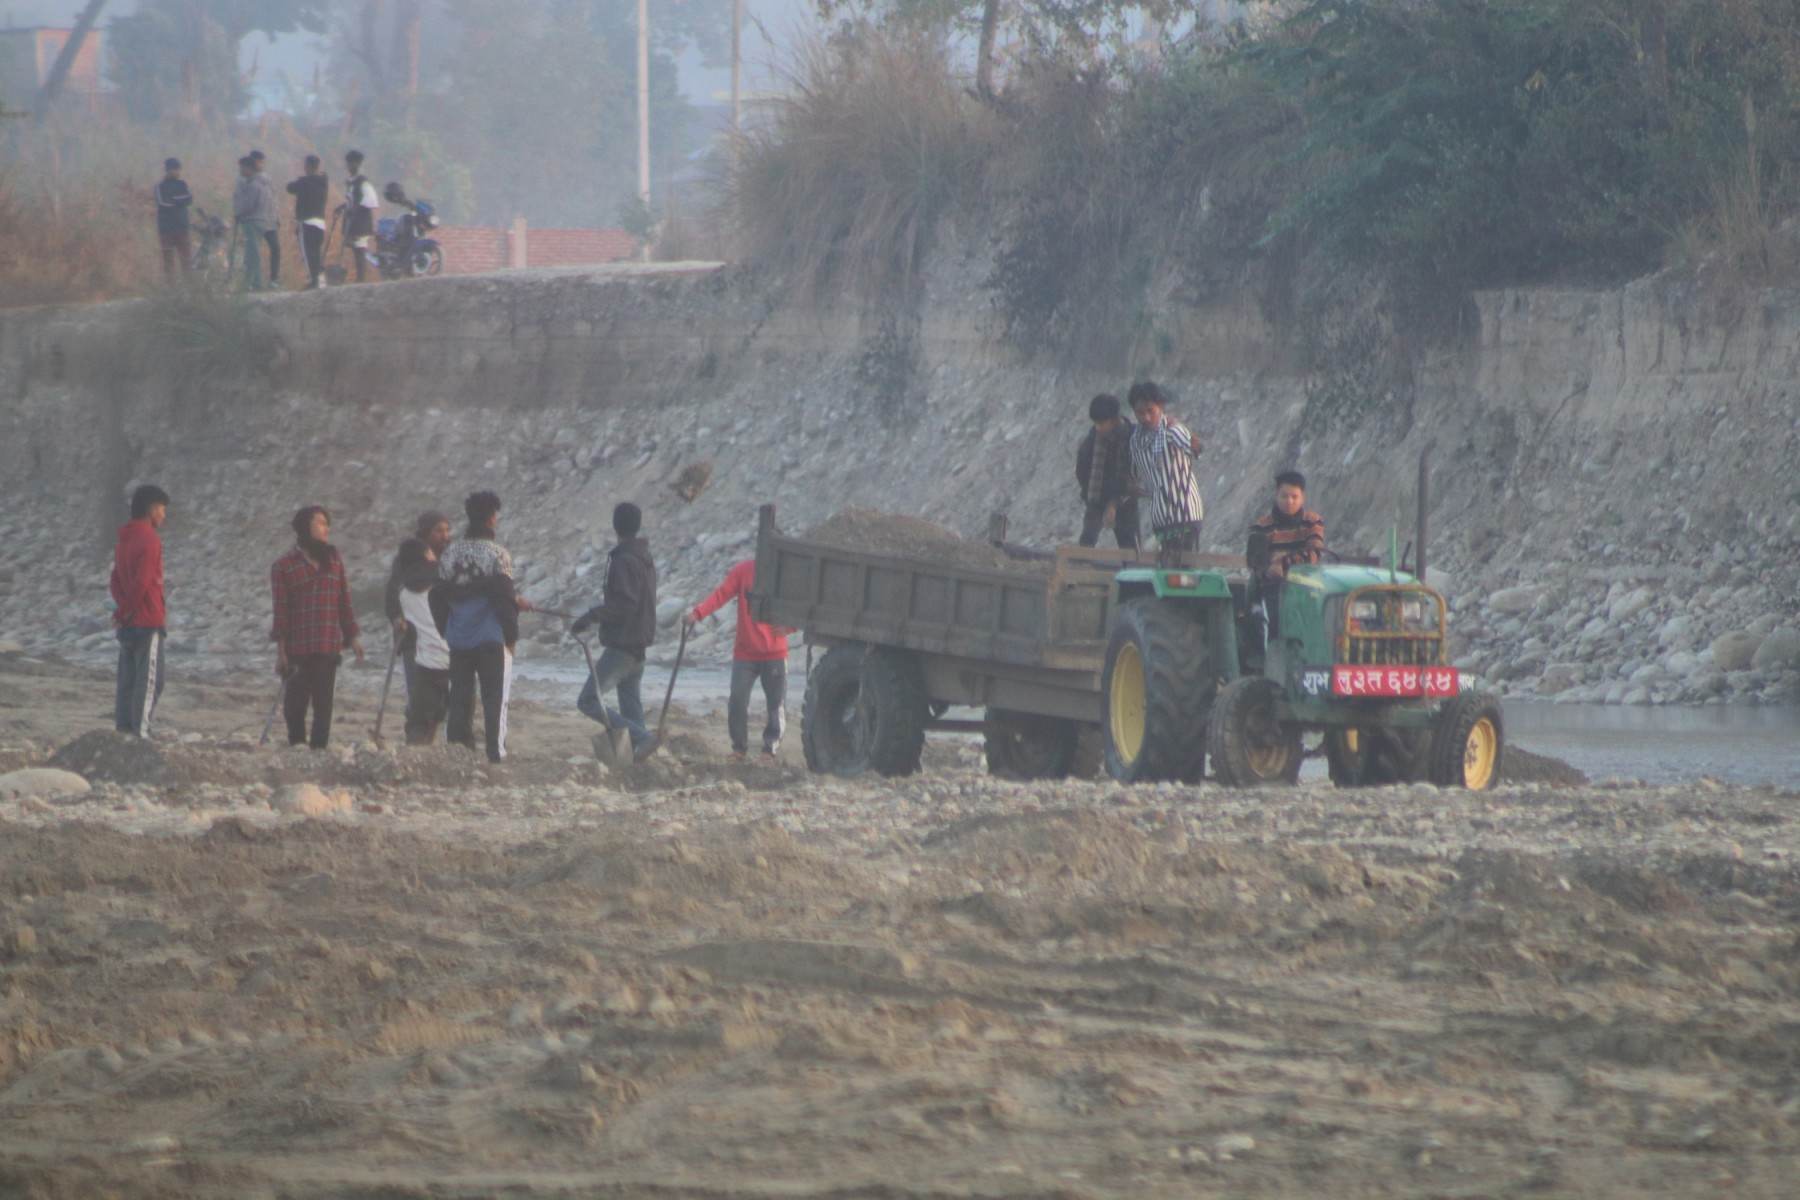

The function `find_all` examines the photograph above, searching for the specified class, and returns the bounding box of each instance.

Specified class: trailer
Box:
[747,505,1242,778]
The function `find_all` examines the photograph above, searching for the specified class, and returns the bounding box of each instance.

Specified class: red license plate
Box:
[1332,665,1459,698]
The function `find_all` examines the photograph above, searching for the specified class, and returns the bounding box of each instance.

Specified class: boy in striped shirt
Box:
[1126,381,1204,556]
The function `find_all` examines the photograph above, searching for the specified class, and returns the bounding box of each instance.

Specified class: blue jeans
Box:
[577,647,650,749]
[115,627,165,736]
[239,221,266,289]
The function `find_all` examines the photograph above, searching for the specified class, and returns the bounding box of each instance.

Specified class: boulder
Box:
[1656,615,1691,646]
[1487,586,1543,615]
[1751,627,1800,673]
[272,783,352,818]
[1711,631,1763,672]
[1538,663,1581,695]
[0,767,91,802]
[1608,586,1654,623]
[1662,650,1701,678]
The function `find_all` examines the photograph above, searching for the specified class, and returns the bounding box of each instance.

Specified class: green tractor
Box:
[1102,468,1503,790]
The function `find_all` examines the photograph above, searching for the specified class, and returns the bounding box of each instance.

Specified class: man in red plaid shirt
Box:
[271,505,364,748]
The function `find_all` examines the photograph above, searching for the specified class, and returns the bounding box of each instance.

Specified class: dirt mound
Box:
[1504,744,1589,786]
[804,508,1039,574]
[48,730,262,787]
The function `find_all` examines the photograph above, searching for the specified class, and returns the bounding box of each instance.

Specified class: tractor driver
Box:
[1247,469,1324,640]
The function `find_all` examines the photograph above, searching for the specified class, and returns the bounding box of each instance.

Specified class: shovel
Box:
[258,671,289,746]
[653,621,689,750]
[575,634,628,767]
[370,638,401,747]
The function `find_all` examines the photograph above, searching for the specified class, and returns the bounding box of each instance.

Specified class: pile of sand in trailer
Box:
[804,509,1048,574]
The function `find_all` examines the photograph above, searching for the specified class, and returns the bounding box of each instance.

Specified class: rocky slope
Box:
[0,262,1796,704]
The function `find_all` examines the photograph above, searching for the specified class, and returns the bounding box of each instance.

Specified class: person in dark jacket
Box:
[1247,469,1326,640]
[153,159,192,280]
[431,492,524,762]
[570,502,659,760]
[286,155,330,288]
[111,484,170,736]
[270,506,364,749]
[385,511,451,738]
[1074,393,1139,549]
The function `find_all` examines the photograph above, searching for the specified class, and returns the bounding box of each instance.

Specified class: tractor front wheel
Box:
[1428,692,1504,790]
[1208,677,1302,786]
[1102,599,1212,783]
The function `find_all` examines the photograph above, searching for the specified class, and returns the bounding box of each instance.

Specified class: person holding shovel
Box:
[270,505,364,749]
[685,560,793,761]
[570,502,660,762]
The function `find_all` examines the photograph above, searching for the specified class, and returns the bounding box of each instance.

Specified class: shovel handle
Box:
[655,622,688,743]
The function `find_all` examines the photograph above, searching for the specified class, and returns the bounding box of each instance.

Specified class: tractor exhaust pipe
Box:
[1416,447,1430,585]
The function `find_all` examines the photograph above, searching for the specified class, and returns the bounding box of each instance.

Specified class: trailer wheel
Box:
[859,648,928,777]
[801,644,867,775]
[1102,598,1212,783]
[983,711,1098,780]
[1208,677,1302,787]
[1326,728,1428,787]
[1428,692,1504,790]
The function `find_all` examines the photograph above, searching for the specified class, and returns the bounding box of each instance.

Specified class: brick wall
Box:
[432,223,638,275]
[433,226,509,274]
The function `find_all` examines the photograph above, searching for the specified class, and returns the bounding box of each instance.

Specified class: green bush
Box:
[727,30,997,301]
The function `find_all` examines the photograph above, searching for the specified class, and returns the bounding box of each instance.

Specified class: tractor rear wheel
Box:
[802,644,867,775]
[1208,677,1302,786]
[1428,692,1504,790]
[1102,599,1212,783]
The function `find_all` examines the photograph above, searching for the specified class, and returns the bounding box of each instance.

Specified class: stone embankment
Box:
[0,262,1795,704]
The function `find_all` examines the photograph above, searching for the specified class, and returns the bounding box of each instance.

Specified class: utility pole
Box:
[636,0,651,206]
[731,0,743,166]
[33,0,107,122]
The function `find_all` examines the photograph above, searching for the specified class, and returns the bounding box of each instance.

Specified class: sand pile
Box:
[1503,745,1590,786]
[804,508,1043,575]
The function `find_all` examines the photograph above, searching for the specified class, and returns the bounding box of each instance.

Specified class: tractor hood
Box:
[1285,564,1420,595]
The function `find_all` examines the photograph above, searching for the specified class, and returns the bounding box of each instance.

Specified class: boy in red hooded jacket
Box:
[685,559,794,760]
[110,485,170,737]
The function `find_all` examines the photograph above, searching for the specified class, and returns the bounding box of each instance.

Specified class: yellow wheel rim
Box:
[1343,729,1360,754]
[1463,716,1498,789]
[1110,643,1146,765]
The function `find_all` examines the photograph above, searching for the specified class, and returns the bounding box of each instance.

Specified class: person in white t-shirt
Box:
[393,536,452,743]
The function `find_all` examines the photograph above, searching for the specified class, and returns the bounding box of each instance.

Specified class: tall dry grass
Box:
[727,31,998,302]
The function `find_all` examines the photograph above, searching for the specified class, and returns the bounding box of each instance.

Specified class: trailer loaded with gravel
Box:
[752,470,1504,789]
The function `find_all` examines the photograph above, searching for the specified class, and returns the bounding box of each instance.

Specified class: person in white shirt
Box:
[343,149,381,282]
[392,533,453,743]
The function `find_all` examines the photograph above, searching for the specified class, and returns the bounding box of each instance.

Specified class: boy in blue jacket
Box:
[431,491,525,762]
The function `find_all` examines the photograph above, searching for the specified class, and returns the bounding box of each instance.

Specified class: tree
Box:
[109,0,332,123]
[816,0,1212,90]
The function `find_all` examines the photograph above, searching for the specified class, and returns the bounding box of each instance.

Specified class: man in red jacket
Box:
[686,559,793,761]
[110,484,171,737]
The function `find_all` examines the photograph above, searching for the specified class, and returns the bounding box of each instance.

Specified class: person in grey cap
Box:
[153,158,192,280]
[248,150,281,287]
[386,511,454,738]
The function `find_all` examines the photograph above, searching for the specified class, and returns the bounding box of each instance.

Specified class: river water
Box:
[513,661,1799,789]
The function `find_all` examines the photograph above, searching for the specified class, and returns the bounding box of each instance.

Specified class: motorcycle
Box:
[188,206,229,275]
[373,182,444,278]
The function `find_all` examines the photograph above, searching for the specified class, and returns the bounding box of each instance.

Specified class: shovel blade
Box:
[591,729,633,768]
